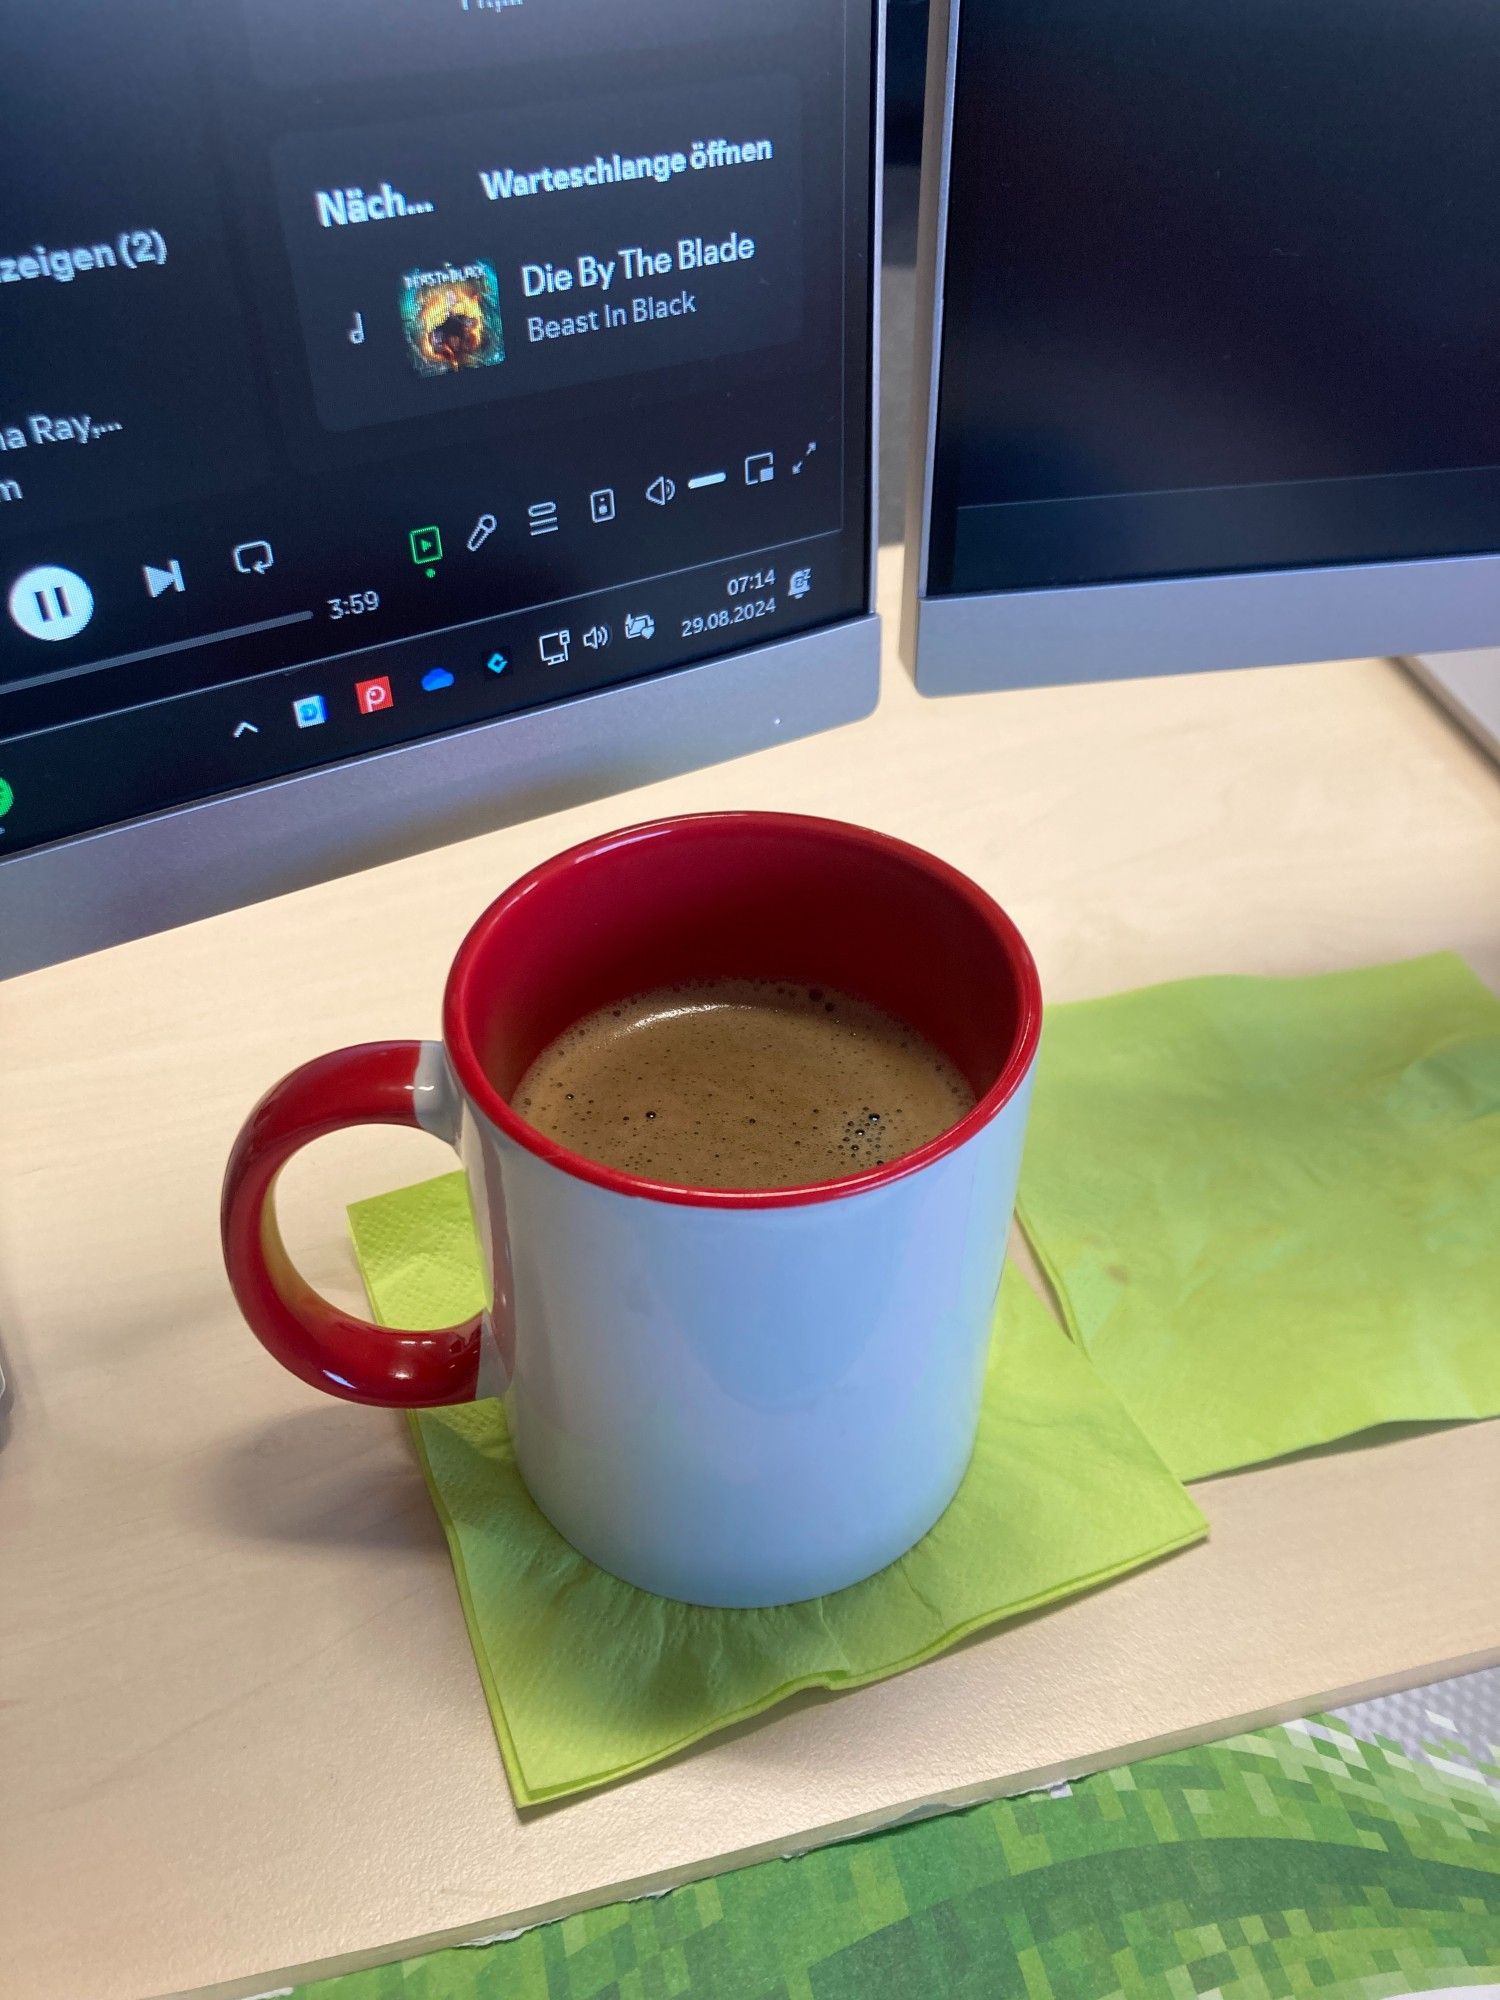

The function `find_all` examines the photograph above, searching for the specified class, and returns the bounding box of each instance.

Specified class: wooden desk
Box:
[3,551,1498,2000]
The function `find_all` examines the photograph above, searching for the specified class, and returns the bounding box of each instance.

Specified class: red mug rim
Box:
[442,812,1042,1209]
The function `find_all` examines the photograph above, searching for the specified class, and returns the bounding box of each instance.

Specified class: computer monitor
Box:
[0,0,880,976]
[903,0,1500,696]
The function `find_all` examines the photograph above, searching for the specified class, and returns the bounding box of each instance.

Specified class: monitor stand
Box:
[1403,652,1500,763]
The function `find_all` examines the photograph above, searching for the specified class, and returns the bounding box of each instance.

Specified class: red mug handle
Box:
[221,1041,483,1406]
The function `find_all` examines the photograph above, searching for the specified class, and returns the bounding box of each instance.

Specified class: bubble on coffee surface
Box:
[511,978,976,1190]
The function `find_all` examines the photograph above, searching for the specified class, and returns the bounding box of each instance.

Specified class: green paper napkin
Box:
[1017,952,1500,1483]
[349,1171,1207,1805]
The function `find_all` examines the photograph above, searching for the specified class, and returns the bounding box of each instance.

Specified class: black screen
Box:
[926,0,1500,597]
[0,0,872,858]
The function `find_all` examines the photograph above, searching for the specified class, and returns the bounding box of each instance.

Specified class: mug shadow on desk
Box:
[199,1404,444,1555]
[0,1351,11,1455]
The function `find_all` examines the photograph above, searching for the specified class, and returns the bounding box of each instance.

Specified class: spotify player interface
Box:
[0,0,873,857]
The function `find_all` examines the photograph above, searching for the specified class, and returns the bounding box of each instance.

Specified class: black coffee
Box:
[512,977,976,1189]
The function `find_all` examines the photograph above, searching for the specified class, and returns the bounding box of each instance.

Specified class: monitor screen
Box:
[0,0,873,864]
[923,0,1500,600]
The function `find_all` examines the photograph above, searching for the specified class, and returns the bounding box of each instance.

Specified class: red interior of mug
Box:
[443,812,1041,1206]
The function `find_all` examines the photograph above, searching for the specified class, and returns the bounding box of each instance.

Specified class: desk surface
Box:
[4,551,1499,2000]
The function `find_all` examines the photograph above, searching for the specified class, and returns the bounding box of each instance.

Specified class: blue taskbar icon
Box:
[292,693,327,728]
[421,666,455,691]
[485,650,508,674]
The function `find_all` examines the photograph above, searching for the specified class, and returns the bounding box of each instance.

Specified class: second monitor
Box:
[904,0,1500,692]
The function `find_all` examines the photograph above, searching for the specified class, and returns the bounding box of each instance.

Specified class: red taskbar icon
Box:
[355,675,393,715]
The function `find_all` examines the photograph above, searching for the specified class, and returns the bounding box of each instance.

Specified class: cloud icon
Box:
[421,667,455,691]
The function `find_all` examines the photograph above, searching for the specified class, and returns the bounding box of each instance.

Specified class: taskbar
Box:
[0,530,851,856]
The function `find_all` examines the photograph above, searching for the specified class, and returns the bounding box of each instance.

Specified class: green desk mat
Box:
[348,1173,1206,1805]
[1016,954,1500,1481]
[289,1670,1500,2000]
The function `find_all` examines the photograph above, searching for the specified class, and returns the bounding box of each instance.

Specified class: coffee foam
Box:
[511,977,976,1190]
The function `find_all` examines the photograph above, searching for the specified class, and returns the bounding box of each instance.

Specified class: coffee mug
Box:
[222,813,1041,1606]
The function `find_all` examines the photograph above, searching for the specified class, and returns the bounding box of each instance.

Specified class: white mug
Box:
[223,812,1041,1606]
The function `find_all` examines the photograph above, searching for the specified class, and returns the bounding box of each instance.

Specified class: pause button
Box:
[7,564,95,641]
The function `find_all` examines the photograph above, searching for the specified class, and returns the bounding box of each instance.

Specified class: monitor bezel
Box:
[901,0,1500,696]
[0,2,885,980]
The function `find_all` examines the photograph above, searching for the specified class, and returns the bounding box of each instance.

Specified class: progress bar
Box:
[0,609,316,696]
[687,470,727,489]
